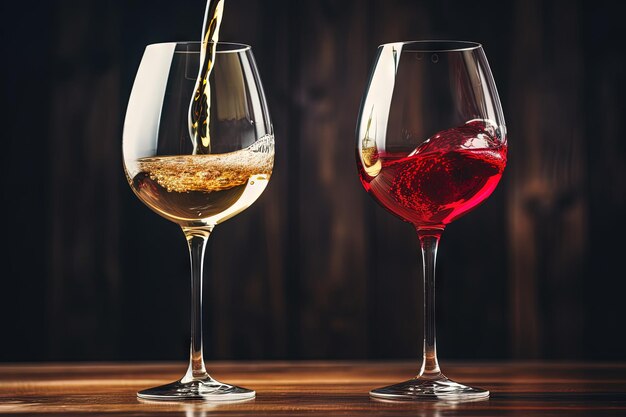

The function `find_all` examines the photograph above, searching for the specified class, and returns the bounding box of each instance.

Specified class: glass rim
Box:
[146,41,252,53]
[379,40,482,52]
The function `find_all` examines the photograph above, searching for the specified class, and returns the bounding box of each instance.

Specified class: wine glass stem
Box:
[182,226,213,382]
[417,228,443,379]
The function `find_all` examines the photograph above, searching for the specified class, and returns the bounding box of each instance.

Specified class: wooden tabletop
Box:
[1,361,625,416]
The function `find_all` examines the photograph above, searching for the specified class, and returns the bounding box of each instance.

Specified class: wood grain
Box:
[507,0,587,360]
[1,362,625,416]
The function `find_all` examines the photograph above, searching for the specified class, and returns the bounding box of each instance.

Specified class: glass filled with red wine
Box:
[356,40,507,400]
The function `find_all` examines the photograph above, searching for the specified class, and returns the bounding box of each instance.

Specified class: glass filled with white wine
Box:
[123,41,273,400]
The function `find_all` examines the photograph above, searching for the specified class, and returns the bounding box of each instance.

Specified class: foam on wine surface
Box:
[137,136,273,193]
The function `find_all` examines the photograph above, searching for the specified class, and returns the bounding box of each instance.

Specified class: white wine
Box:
[130,135,274,225]
[189,0,225,154]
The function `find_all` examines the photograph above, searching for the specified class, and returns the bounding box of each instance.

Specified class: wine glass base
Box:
[137,377,255,401]
[370,375,489,401]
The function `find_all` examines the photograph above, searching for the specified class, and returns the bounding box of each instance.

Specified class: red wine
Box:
[358,120,507,227]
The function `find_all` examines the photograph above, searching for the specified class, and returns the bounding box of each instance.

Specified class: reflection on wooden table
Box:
[1,361,626,416]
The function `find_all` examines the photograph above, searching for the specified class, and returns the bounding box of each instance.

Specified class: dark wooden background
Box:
[1,0,624,363]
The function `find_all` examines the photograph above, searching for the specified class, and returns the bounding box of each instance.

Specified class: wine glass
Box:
[123,42,273,400]
[356,40,507,400]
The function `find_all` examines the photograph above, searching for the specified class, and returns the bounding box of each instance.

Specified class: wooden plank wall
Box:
[1,0,624,362]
